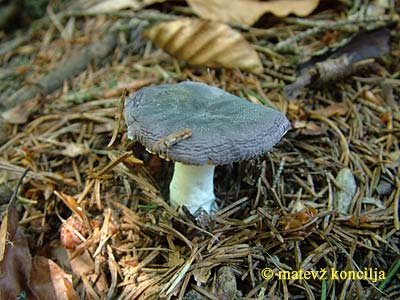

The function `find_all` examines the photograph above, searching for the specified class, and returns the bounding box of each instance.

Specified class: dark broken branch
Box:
[284,28,390,99]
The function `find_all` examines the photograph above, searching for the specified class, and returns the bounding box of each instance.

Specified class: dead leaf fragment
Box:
[292,120,325,136]
[343,215,370,228]
[282,206,317,231]
[30,256,79,300]
[86,0,167,13]
[0,173,37,300]
[214,266,237,300]
[309,102,348,118]
[1,97,39,124]
[334,168,357,215]
[54,191,84,220]
[187,0,319,26]
[0,226,37,300]
[60,143,90,158]
[193,266,212,285]
[60,215,89,250]
[143,18,263,74]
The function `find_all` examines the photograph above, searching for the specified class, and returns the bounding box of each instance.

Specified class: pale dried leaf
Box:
[187,0,319,26]
[388,150,400,168]
[166,251,185,268]
[334,168,357,215]
[192,267,212,285]
[214,266,237,300]
[143,18,263,74]
[87,0,167,13]
[60,143,90,158]
[54,191,84,220]
[68,249,94,276]
[292,120,325,136]
[30,256,79,300]
[362,197,385,209]
[1,97,39,124]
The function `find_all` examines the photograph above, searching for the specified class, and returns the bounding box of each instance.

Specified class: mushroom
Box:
[124,81,290,214]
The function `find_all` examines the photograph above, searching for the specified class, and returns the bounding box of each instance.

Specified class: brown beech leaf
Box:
[187,0,319,26]
[143,18,263,74]
[30,256,79,300]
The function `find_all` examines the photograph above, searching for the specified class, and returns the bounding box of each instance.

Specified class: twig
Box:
[275,15,397,53]
[108,89,127,147]
[152,128,192,154]
[8,168,30,208]
[62,9,178,22]
[284,15,395,28]
[0,32,117,112]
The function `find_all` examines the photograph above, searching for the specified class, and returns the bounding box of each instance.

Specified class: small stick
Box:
[275,15,394,53]
[107,89,127,147]
[8,167,30,207]
[152,128,192,153]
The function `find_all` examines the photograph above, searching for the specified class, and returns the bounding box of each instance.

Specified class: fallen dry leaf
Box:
[0,173,37,300]
[54,191,84,220]
[68,249,109,297]
[30,256,79,300]
[292,120,325,136]
[86,0,167,13]
[1,97,39,124]
[60,215,90,250]
[0,227,37,300]
[214,266,237,300]
[309,102,348,118]
[334,168,357,216]
[187,0,319,26]
[60,143,90,158]
[193,266,212,285]
[343,215,372,228]
[143,18,263,74]
[281,206,317,231]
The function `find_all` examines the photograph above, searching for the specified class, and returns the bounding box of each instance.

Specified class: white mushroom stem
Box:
[169,162,217,214]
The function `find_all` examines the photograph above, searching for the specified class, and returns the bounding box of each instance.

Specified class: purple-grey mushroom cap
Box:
[124,81,290,165]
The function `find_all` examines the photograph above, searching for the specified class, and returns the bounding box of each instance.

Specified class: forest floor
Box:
[0,1,399,300]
